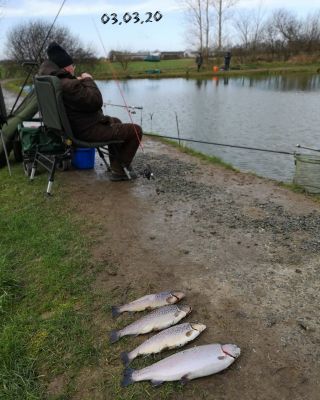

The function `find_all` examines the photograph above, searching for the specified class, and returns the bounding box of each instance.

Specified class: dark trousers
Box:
[77,117,143,172]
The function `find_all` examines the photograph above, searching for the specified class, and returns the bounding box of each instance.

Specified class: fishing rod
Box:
[9,0,67,116]
[103,102,143,110]
[145,132,294,156]
[296,144,320,153]
[103,102,143,126]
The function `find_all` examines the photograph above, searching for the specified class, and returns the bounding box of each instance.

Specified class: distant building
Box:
[130,53,149,61]
[184,49,218,58]
[109,51,161,62]
[184,49,198,58]
[144,54,161,62]
[109,50,198,62]
[160,51,184,60]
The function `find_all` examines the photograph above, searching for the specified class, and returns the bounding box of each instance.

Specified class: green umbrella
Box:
[0,90,38,168]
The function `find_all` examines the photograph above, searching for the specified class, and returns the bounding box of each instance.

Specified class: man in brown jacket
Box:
[38,42,142,181]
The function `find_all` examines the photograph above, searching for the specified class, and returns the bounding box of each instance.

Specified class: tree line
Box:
[183,1,320,62]
[233,8,320,61]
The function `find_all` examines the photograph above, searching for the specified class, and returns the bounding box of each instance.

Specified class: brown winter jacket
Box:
[38,60,105,136]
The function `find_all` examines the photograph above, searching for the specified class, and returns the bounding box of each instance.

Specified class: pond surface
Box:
[97,74,320,182]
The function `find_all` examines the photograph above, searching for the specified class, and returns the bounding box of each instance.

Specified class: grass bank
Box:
[80,59,320,80]
[0,164,186,399]
[1,59,319,99]
[1,59,319,86]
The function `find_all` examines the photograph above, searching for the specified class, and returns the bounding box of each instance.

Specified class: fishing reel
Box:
[143,164,154,180]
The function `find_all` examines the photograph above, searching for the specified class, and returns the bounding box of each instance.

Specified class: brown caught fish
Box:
[121,322,206,366]
[110,304,192,344]
[111,290,185,318]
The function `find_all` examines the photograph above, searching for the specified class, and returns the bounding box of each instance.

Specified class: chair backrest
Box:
[0,83,8,127]
[34,75,75,141]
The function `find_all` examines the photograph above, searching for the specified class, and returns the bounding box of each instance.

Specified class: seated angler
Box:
[38,42,142,181]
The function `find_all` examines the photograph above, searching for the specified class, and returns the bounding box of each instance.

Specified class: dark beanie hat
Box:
[47,42,73,68]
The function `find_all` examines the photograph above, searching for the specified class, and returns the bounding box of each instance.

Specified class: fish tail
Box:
[110,330,121,344]
[122,367,135,387]
[111,306,121,318]
[121,351,132,366]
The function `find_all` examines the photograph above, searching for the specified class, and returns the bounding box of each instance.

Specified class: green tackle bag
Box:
[18,122,65,154]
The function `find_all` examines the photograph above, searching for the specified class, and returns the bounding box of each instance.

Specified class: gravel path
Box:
[62,138,319,400]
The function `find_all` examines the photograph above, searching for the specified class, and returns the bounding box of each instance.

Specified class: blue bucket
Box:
[72,148,95,169]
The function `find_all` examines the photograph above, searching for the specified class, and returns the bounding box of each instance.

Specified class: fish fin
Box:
[174,311,181,317]
[122,367,135,387]
[180,374,191,385]
[109,330,120,344]
[166,295,176,304]
[121,351,131,366]
[111,306,121,318]
[185,330,193,337]
[151,379,164,387]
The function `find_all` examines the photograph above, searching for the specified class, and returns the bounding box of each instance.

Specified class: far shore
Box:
[1,59,319,93]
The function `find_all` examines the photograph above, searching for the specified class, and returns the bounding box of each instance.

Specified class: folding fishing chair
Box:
[33,75,126,195]
[0,83,12,176]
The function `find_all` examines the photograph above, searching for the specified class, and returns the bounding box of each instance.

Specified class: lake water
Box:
[97,74,320,182]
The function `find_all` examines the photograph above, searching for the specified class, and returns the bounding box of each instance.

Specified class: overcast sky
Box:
[0,0,319,59]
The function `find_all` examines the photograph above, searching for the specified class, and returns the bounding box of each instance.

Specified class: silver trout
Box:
[121,322,206,366]
[122,343,241,386]
[110,305,192,344]
[111,290,185,318]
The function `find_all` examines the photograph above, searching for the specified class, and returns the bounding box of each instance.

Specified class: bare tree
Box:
[182,0,214,60]
[272,9,303,57]
[233,5,266,53]
[5,21,96,64]
[183,0,204,52]
[109,50,131,71]
[272,9,301,44]
[233,10,251,49]
[204,0,213,59]
[301,11,320,52]
[251,5,265,52]
[212,0,239,50]
[260,15,286,61]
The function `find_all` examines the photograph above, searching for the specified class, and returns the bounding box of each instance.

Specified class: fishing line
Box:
[144,133,294,156]
[10,0,67,116]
